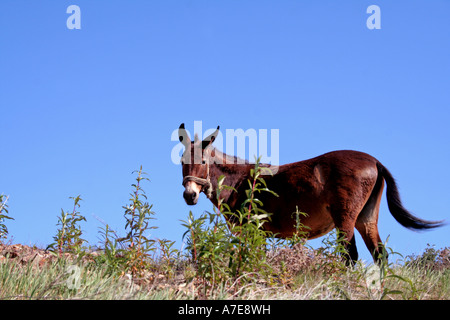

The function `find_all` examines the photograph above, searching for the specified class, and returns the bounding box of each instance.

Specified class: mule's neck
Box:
[206,152,252,210]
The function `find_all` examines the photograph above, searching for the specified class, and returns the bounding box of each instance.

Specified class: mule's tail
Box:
[377,162,445,230]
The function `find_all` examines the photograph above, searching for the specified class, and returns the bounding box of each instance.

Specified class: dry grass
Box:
[2,242,448,300]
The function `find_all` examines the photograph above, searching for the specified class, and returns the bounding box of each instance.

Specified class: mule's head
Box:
[178,123,219,205]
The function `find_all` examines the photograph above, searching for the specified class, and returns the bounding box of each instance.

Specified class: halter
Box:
[182,161,213,199]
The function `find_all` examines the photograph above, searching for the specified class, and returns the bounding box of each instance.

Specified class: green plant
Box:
[287,206,310,247]
[47,195,86,256]
[96,223,126,274]
[90,166,160,277]
[92,167,180,279]
[181,157,279,295]
[119,166,158,276]
[155,238,180,278]
[181,209,229,293]
[314,229,350,274]
[0,194,14,242]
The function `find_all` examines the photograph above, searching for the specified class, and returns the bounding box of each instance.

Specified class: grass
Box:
[1,242,448,300]
[0,164,449,300]
[0,256,161,300]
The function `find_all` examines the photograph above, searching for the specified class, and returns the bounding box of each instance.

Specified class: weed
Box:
[0,194,14,243]
[95,223,126,274]
[288,206,310,247]
[47,195,86,256]
[154,238,180,279]
[119,166,158,276]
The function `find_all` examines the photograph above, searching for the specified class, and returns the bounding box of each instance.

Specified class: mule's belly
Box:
[305,219,335,239]
[265,204,335,240]
[303,205,336,239]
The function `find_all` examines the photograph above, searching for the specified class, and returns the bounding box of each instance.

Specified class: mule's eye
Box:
[202,160,206,165]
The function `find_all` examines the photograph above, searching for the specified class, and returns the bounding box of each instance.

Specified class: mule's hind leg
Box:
[330,170,380,266]
[356,176,386,263]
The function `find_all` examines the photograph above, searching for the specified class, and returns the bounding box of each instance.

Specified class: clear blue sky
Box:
[1,1,449,263]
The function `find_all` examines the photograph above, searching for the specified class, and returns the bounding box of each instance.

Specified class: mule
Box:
[178,123,444,264]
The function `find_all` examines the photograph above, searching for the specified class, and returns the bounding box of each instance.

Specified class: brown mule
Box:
[178,123,444,264]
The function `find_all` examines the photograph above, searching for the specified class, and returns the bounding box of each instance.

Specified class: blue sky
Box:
[1,1,449,263]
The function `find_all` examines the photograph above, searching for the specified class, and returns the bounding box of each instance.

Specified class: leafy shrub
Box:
[95,166,179,279]
[119,166,158,276]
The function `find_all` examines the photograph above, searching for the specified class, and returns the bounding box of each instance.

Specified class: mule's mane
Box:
[210,147,278,174]
[211,147,250,165]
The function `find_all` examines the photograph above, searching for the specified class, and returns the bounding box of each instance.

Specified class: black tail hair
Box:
[377,162,445,230]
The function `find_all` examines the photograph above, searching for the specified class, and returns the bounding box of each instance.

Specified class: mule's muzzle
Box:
[182,176,211,205]
[183,190,199,205]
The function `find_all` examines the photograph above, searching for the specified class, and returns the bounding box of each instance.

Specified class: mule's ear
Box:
[178,123,190,146]
[202,126,220,149]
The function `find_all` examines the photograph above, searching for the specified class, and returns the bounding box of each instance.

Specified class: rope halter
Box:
[181,161,213,199]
